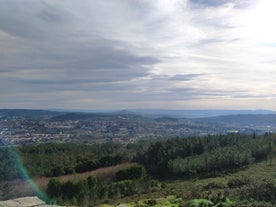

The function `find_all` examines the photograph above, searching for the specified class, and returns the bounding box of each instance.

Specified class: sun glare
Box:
[241,0,276,42]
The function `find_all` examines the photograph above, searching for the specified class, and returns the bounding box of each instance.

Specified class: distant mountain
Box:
[1,109,276,126]
[50,111,143,121]
[130,109,276,118]
[0,109,63,119]
[50,112,115,120]
[198,114,276,127]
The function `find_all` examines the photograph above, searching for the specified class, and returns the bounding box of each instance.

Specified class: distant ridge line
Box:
[0,108,276,119]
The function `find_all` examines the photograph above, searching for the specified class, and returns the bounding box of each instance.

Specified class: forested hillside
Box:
[0,142,131,179]
[1,133,276,206]
[137,133,274,177]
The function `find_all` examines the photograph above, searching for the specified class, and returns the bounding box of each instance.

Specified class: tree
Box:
[47,179,62,198]
[116,165,146,181]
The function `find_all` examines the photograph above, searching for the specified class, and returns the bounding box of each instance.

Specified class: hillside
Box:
[1,109,276,146]
[0,109,63,119]
[199,114,276,126]
[1,133,276,206]
[101,158,276,207]
[131,109,276,118]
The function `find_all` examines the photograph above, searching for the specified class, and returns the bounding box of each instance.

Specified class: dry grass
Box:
[1,163,134,199]
[35,163,134,190]
[57,163,133,182]
[110,158,276,204]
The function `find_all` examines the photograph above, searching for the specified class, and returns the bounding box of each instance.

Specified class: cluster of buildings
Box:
[0,115,203,145]
[1,113,274,146]
[0,118,71,145]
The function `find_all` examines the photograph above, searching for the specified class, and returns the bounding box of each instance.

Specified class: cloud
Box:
[0,0,276,110]
[169,74,205,81]
[0,1,72,39]
[189,0,256,8]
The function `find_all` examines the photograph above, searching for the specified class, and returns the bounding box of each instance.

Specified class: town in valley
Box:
[1,109,275,145]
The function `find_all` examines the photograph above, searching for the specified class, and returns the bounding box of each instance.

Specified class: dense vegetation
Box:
[47,165,160,206]
[137,133,274,177]
[0,141,139,181]
[22,142,131,177]
[0,148,21,180]
[1,133,276,206]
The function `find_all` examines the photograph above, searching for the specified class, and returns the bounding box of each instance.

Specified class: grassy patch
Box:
[99,195,184,207]
[100,156,276,206]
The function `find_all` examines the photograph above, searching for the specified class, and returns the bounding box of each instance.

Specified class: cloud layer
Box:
[1,0,276,110]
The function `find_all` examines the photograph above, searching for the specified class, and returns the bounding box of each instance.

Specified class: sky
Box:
[1,0,276,110]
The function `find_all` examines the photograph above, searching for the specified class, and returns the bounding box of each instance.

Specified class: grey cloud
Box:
[14,80,135,94]
[231,94,276,98]
[1,44,159,95]
[232,0,259,9]
[0,1,72,39]
[167,87,222,97]
[165,87,251,99]
[37,2,69,23]
[144,74,204,82]
[0,14,42,39]
[189,0,230,7]
[0,36,159,82]
[65,45,159,71]
[122,88,223,102]
[0,1,43,38]
[170,74,204,81]
[0,0,161,106]
[1,0,275,109]
[193,38,232,47]
[189,0,254,8]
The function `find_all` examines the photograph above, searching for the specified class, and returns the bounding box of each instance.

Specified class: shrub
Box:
[47,179,62,197]
[116,164,146,181]
[227,176,251,188]
[237,178,276,203]
[203,182,226,190]
[187,198,213,207]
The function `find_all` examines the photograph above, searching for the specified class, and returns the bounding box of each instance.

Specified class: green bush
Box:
[228,176,251,188]
[116,164,146,181]
[203,182,226,190]
[237,178,276,202]
[187,196,233,207]
[187,199,213,207]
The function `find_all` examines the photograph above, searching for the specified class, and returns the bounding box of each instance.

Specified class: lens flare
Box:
[13,148,49,203]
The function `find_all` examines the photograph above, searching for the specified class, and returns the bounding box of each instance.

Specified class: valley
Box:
[1,109,276,207]
[1,109,275,145]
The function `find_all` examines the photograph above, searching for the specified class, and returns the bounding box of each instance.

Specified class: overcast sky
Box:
[1,0,276,110]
